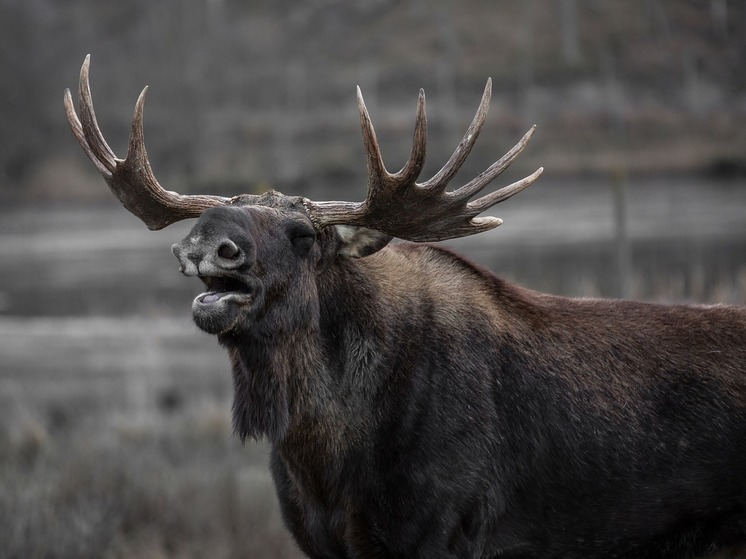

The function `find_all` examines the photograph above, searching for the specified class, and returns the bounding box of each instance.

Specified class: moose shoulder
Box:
[66,56,746,559]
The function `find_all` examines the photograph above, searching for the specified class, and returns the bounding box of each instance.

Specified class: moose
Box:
[65,56,745,558]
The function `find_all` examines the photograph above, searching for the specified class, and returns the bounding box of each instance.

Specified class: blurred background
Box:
[0,1,744,557]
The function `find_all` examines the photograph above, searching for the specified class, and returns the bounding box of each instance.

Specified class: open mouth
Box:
[196,275,254,305]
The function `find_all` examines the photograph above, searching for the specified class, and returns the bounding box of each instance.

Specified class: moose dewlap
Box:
[66,56,746,559]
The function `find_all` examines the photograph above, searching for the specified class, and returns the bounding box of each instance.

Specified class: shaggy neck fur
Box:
[225,330,323,443]
[218,257,372,445]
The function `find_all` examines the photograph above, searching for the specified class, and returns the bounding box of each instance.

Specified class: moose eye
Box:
[285,220,317,253]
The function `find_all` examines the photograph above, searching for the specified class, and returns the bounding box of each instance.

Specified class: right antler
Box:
[304,79,543,242]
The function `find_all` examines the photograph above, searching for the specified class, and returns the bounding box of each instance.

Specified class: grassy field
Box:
[0,314,304,558]
[0,176,744,557]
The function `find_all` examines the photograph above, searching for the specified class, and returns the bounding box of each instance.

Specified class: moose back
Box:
[66,57,746,558]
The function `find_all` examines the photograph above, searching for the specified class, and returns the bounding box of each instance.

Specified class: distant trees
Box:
[559,0,581,65]
[1,0,744,202]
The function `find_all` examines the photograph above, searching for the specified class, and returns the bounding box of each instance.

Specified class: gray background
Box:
[1,1,744,557]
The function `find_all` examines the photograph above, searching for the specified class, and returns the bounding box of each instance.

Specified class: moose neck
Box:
[218,265,323,443]
[225,328,321,443]
[218,255,387,449]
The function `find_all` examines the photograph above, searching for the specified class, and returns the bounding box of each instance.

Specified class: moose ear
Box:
[334,225,392,258]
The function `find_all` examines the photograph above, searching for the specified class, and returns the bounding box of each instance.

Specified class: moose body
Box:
[185,207,746,558]
[65,57,746,558]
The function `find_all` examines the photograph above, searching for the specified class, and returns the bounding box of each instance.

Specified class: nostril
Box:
[217,240,240,260]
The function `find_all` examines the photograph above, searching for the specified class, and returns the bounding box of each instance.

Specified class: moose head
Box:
[65,55,542,340]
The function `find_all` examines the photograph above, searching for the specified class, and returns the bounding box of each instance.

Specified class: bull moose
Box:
[65,56,746,558]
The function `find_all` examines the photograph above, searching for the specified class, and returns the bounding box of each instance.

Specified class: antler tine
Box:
[357,86,388,186]
[452,125,538,202]
[466,166,543,214]
[392,88,427,185]
[420,78,491,192]
[65,55,231,230]
[121,85,172,207]
[436,165,544,239]
[77,55,117,172]
[64,88,112,177]
[357,87,427,191]
[64,55,116,176]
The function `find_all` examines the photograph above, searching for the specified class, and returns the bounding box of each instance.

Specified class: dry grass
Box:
[0,412,303,559]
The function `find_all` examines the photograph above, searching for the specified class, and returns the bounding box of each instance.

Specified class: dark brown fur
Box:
[173,205,746,559]
[66,56,746,557]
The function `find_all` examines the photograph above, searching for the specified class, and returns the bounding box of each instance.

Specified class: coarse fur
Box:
[172,203,746,559]
[65,56,745,557]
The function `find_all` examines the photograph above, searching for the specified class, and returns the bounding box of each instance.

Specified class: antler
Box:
[304,79,543,241]
[64,55,232,230]
[65,57,541,240]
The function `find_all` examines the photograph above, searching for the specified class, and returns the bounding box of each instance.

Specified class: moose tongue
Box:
[202,292,223,304]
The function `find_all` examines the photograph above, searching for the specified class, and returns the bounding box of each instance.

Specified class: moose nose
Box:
[171,237,245,276]
[217,240,240,260]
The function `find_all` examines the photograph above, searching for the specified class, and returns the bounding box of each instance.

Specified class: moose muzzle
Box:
[171,232,257,335]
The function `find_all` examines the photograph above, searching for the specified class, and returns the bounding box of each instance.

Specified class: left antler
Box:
[64,55,233,230]
[304,79,543,241]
